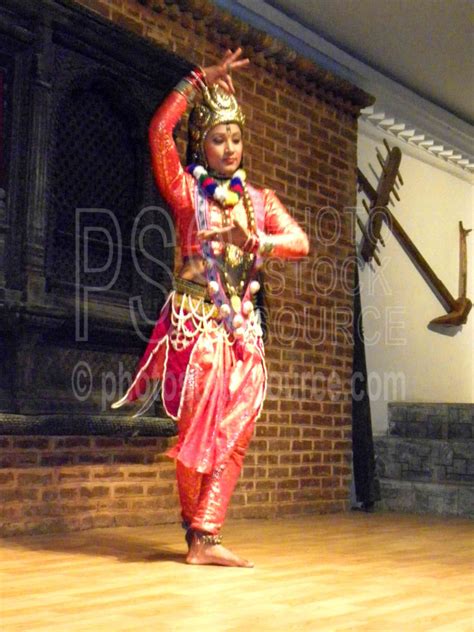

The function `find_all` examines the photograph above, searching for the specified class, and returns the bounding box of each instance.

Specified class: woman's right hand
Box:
[202,48,249,94]
[197,218,250,249]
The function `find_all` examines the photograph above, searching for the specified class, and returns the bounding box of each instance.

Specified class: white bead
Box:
[208,281,219,295]
[242,300,254,315]
[194,166,206,178]
[215,186,226,204]
[232,314,244,328]
[234,327,244,338]
[220,304,231,317]
[249,281,261,294]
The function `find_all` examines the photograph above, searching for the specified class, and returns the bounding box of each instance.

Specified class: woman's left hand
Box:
[203,48,249,94]
[197,218,249,249]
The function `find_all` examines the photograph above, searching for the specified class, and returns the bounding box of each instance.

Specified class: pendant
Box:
[226,244,243,267]
[231,295,242,312]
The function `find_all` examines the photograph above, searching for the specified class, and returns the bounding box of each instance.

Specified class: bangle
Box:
[174,78,197,103]
[242,233,260,254]
[194,65,206,84]
[258,234,275,256]
[189,66,207,92]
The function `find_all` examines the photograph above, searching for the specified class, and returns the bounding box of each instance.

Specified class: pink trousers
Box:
[113,297,267,534]
[176,418,255,535]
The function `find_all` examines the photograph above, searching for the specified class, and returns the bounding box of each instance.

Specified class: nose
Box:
[224,137,233,154]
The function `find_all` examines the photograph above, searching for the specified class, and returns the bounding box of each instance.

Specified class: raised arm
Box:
[149,50,249,211]
[148,79,195,211]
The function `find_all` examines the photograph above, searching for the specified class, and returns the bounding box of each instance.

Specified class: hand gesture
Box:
[197,218,249,249]
[202,48,249,94]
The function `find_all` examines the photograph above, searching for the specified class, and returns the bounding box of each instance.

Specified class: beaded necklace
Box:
[187,165,257,310]
[221,179,257,310]
[186,164,245,207]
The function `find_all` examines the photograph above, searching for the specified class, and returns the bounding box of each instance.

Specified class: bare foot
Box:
[186,537,254,568]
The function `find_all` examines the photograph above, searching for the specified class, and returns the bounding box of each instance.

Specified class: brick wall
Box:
[0,436,177,536]
[0,0,366,536]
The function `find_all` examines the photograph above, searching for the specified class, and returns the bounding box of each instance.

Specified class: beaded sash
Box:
[194,184,259,336]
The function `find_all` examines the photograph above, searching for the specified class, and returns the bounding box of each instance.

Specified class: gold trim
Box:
[174,277,210,301]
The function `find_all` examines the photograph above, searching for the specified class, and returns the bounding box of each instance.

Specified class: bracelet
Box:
[242,233,260,254]
[174,66,207,104]
[174,78,197,103]
[258,234,275,256]
[189,65,207,91]
[194,65,206,84]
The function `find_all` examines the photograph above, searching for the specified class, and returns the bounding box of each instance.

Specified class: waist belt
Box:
[173,277,218,319]
[173,276,257,321]
[174,277,211,301]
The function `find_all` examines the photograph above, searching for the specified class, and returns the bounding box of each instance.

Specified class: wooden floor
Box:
[0,512,473,632]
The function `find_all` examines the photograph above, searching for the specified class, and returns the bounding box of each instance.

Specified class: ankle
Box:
[181,520,194,548]
[192,530,222,546]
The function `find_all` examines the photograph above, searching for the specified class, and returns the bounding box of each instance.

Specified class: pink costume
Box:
[112,74,309,536]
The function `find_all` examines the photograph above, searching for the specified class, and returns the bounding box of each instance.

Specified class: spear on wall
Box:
[357,142,472,327]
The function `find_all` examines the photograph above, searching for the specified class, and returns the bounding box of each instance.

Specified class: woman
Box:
[112,49,309,567]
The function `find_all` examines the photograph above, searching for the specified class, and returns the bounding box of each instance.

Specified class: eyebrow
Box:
[211,132,242,139]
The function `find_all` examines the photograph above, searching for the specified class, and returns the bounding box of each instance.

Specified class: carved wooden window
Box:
[47,79,140,299]
[0,65,7,192]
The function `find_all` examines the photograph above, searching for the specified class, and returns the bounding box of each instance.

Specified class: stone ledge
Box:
[378,478,473,518]
[388,403,474,440]
[0,414,177,437]
[375,436,474,485]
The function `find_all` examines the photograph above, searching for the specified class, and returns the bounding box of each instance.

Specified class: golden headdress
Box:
[188,83,245,166]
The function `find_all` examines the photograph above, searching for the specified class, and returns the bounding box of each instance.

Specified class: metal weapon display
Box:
[357,140,472,327]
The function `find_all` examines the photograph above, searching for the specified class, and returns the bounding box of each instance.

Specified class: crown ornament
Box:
[188,84,245,166]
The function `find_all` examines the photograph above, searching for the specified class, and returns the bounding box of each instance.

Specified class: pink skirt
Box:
[112,297,267,474]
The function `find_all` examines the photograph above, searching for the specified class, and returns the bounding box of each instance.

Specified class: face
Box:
[203,123,243,177]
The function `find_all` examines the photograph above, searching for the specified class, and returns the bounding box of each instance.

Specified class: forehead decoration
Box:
[188,83,245,166]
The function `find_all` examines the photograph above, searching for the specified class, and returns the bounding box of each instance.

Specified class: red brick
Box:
[13,438,50,450]
[274,491,292,502]
[277,479,299,490]
[59,488,78,500]
[42,490,59,501]
[0,472,15,485]
[300,478,322,488]
[114,485,144,496]
[17,472,54,485]
[280,453,302,465]
[0,488,39,502]
[54,438,92,449]
[80,486,110,498]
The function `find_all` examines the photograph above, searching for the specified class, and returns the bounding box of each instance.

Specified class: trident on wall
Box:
[357,139,472,328]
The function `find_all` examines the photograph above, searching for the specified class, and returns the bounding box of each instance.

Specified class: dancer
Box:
[112,49,309,566]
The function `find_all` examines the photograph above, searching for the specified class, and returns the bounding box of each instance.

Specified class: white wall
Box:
[357,123,474,434]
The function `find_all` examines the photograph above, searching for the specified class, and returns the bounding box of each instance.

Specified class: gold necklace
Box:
[220,180,256,310]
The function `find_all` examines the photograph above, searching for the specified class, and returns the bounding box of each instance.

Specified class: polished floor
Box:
[0,512,473,631]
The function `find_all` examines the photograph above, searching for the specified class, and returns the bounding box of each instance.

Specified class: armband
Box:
[174,78,197,104]
[174,67,207,104]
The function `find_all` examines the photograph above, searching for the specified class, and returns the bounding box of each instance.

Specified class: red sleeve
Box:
[148,90,192,213]
[261,189,309,258]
